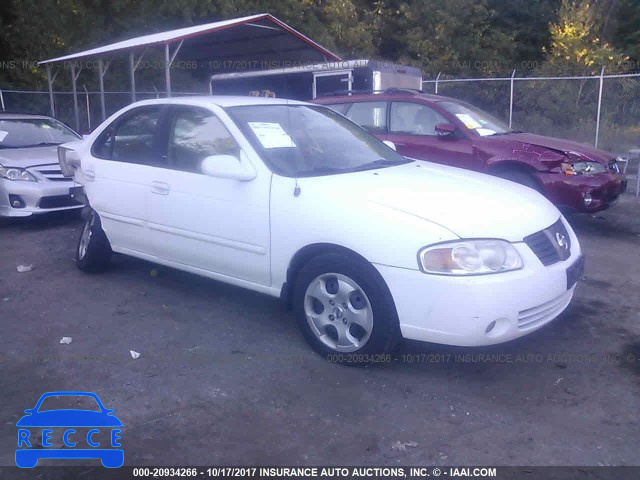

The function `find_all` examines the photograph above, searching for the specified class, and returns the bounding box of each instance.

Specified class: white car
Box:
[59,96,584,361]
[0,113,83,218]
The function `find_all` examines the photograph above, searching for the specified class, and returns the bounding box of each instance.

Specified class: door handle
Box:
[150,181,170,195]
[84,169,96,181]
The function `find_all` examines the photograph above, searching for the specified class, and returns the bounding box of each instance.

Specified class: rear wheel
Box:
[293,253,401,363]
[76,209,112,273]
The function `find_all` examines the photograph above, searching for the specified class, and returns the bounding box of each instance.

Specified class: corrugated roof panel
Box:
[39,13,340,64]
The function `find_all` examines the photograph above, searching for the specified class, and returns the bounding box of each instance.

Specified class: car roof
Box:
[313,91,459,104]
[130,95,310,108]
[0,112,57,120]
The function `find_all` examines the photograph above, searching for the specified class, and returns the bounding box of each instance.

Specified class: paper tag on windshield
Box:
[0,131,8,142]
[454,113,482,130]
[248,122,296,149]
[476,128,497,136]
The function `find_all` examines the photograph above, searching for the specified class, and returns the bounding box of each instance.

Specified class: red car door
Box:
[386,101,479,171]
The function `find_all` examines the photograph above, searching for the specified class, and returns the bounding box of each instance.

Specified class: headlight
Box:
[419,240,523,275]
[0,165,37,182]
[560,161,607,175]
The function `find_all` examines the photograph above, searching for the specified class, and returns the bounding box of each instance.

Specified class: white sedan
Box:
[59,96,583,361]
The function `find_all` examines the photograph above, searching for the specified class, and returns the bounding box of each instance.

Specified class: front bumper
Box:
[0,178,83,217]
[538,172,626,213]
[374,229,582,346]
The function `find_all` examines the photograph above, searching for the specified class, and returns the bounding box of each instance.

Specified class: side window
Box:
[168,107,240,174]
[344,102,387,133]
[92,107,163,163]
[390,102,448,136]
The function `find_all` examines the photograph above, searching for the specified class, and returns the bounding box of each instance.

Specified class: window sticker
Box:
[454,113,482,130]
[476,128,497,136]
[0,131,8,142]
[248,122,296,149]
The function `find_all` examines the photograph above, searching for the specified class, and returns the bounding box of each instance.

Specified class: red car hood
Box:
[486,132,613,164]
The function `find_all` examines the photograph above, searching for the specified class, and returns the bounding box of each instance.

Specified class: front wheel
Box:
[494,168,541,192]
[76,209,112,273]
[293,253,401,362]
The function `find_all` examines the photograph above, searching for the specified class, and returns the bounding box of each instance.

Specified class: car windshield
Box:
[226,104,411,177]
[438,101,510,136]
[0,118,80,148]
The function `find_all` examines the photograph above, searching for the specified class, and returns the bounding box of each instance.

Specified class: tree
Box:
[542,0,628,75]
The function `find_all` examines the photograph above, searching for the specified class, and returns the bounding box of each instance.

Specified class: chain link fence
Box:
[423,72,640,156]
[3,72,640,157]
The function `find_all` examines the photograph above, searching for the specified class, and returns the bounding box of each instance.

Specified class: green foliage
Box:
[542,0,628,75]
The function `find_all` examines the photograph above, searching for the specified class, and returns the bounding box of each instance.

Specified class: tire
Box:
[494,168,541,192]
[75,209,112,273]
[293,253,401,363]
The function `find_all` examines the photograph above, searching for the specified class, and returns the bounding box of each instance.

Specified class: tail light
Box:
[58,146,81,177]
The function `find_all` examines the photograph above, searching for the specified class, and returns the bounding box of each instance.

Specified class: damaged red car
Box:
[315,91,627,213]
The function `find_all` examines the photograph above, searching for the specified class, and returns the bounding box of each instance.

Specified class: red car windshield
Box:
[438,101,510,136]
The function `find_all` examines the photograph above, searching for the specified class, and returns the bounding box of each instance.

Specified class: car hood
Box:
[0,146,59,168]
[484,132,613,164]
[16,410,123,427]
[301,161,560,242]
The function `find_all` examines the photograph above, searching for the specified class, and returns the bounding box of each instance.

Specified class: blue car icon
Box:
[16,391,123,468]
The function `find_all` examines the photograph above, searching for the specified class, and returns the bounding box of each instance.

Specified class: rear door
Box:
[145,105,271,285]
[387,101,477,169]
[342,101,388,140]
[85,105,166,253]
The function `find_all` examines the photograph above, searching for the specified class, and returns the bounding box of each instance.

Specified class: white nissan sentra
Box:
[59,96,584,362]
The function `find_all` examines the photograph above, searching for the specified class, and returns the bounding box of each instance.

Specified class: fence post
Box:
[595,66,605,148]
[70,63,82,133]
[83,85,91,131]
[509,69,516,129]
[98,59,108,121]
[46,64,56,117]
[129,52,137,103]
[434,72,441,94]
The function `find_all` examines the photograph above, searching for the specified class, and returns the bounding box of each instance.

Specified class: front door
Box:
[387,101,477,170]
[146,105,271,286]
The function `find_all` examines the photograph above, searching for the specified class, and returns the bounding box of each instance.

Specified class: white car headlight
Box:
[419,239,523,275]
[0,165,37,182]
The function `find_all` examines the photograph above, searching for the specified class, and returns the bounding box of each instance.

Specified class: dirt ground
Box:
[1,193,639,471]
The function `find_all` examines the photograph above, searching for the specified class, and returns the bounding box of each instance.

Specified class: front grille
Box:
[524,219,571,266]
[518,289,574,330]
[30,164,69,182]
[38,195,82,209]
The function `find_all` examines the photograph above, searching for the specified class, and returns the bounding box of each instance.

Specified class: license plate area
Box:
[69,185,86,203]
[566,255,585,290]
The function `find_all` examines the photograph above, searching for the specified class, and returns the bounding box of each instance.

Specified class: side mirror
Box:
[382,140,397,151]
[201,151,256,181]
[435,123,457,138]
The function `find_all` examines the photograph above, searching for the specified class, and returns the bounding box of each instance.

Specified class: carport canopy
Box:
[38,13,341,130]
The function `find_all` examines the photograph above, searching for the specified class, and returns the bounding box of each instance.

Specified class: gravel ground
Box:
[1,194,639,471]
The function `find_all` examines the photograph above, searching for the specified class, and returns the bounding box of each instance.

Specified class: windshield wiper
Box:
[20,142,62,148]
[295,166,347,177]
[347,158,411,172]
